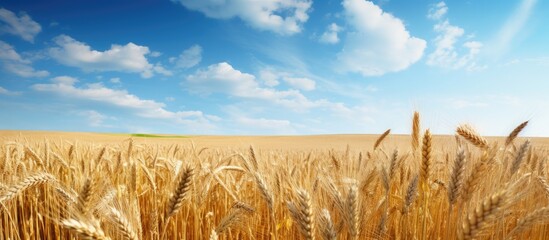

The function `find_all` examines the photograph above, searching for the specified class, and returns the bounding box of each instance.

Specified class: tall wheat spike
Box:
[287,189,315,240]
[166,166,193,218]
[374,129,391,150]
[456,125,488,149]
[448,149,466,205]
[0,173,55,203]
[412,111,421,152]
[420,129,432,187]
[459,191,508,240]
[505,120,528,146]
[62,218,111,240]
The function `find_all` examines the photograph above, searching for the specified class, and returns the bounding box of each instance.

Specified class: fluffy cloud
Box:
[320,23,342,44]
[173,44,202,69]
[171,0,312,35]
[257,68,315,90]
[0,40,49,77]
[0,8,41,42]
[48,35,169,78]
[185,62,340,111]
[427,2,483,70]
[32,76,214,125]
[337,0,426,76]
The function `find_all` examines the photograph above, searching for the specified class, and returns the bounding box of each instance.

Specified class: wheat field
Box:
[1,112,549,239]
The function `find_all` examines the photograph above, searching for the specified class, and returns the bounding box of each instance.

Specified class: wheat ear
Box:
[374,129,391,150]
[402,175,419,214]
[62,218,111,240]
[456,125,488,149]
[459,191,507,240]
[109,207,139,240]
[347,184,360,238]
[77,178,96,214]
[507,206,549,238]
[319,209,337,240]
[510,140,530,176]
[505,120,528,146]
[412,111,421,151]
[287,189,315,240]
[448,149,466,205]
[166,166,193,218]
[420,129,432,187]
[0,172,55,203]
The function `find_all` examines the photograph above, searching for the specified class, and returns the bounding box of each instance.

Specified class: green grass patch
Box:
[130,133,188,138]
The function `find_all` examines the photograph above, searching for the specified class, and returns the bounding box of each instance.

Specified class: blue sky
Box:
[1,0,548,136]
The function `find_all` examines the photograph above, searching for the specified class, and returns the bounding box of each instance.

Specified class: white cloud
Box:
[110,77,121,84]
[0,8,41,43]
[174,44,202,69]
[320,23,342,44]
[150,51,162,57]
[165,96,176,102]
[491,0,537,57]
[426,4,483,70]
[427,2,448,20]
[52,75,78,85]
[259,69,280,87]
[282,76,315,91]
[48,35,169,78]
[153,63,173,76]
[171,0,312,35]
[32,76,215,126]
[185,62,343,111]
[258,67,315,90]
[77,110,109,127]
[0,40,49,77]
[337,0,426,76]
[0,86,21,96]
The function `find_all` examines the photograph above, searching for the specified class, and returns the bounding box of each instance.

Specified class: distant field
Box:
[1,122,549,239]
[3,130,549,150]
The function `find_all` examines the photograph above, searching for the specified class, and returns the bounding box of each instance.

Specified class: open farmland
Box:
[2,114,549,239]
